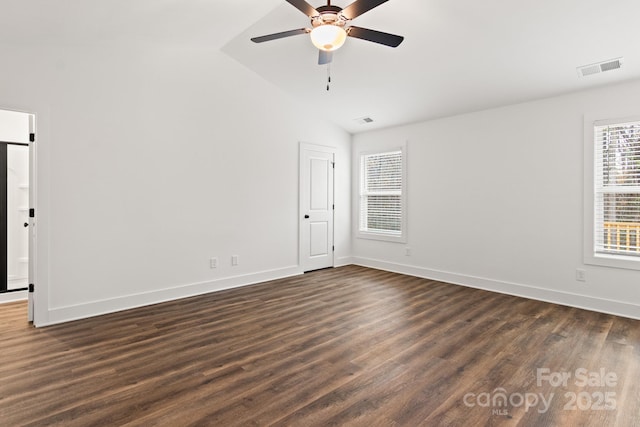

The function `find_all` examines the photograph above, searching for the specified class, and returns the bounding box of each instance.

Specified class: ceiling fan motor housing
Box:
[312,5,347,28]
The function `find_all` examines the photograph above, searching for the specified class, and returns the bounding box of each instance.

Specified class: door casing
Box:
[299,143,336,272]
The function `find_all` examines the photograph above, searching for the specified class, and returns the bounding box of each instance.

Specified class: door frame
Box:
[0,141,29,294]
[0,108,37,322]
[299,142,336,272]
[27,113,36,322]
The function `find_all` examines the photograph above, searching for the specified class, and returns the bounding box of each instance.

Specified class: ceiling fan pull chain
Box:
[326,63,331,91]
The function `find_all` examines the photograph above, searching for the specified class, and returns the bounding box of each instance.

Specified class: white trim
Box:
[584,113,640,271]
[334,255,355,267]
[299,142,336,271]
[0,107,37,322]
[0,290,28,304]
[40,265,302,327]
[593,116,640,127]
[356,143,407,243]
[28,112,37,322]
[352,257,640,321]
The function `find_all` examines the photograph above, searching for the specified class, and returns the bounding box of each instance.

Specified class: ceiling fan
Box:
[251,0,404,65]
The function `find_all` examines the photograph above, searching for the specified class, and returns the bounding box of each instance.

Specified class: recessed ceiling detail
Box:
[577,58,623,78]
[354,116,374,124]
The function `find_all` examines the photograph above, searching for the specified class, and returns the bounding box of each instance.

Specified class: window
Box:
[358,147,406,242]
[585,116,640,269]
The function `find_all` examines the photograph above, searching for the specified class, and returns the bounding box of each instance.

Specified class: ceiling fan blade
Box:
[251,28,309,43]
[318,50,333,65]
[286,0,319,17]
[341,0,390,20]
[347,26,404,47]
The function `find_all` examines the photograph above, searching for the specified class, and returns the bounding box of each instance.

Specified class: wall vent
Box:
[577,57,623,77]
[354,116,374,124]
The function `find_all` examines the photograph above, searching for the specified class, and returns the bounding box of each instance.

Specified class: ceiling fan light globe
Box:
[310,25,347,51]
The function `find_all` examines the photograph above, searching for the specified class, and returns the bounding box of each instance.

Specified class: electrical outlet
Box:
[405,247,412,256]
[575,269,586,282]
[232,255,239,266]
[210,257,218,269]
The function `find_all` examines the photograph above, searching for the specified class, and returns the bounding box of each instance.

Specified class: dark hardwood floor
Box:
[1,265,639,426]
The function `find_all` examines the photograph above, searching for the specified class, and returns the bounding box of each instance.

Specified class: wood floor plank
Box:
[1,265,639,426]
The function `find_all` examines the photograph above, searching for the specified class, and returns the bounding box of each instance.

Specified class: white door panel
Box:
[310,158,329,210]
[300,144,334,272]
[310,222,329,257]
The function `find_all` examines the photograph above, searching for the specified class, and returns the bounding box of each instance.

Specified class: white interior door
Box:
[300,144,334,272]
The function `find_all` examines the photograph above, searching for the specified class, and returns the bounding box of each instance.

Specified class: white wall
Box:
[0,41,350,325]
[352,79,640,319]
[6,30,639,325]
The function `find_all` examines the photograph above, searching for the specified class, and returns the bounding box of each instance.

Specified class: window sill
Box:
[584,252,640,271]
[357,231,407,243]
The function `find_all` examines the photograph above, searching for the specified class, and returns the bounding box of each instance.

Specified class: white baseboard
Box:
[351,257,640,320]
[37,258,640,326]
[335,256,355,267]
[0,290,28,304]
[41,266,303,327]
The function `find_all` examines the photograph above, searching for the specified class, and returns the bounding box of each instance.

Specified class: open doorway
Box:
[3,144,29,292]
[0,109,33,316]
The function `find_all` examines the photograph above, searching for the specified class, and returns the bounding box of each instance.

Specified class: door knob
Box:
[304,214,310,219]
[23,222,29,227]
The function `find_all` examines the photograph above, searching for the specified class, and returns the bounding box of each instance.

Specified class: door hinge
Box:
[332,204,335,210]
[29,284,34,293]
[29,208,35,218]
[332,245,335,252]
[332,162,335,169]
[29,133,35,142]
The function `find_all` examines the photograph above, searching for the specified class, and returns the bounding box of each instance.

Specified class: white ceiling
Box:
[224,0,640,133]
[3,0,640,134]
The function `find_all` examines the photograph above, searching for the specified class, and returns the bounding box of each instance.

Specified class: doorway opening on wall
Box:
[0,109,34,316]
[1,143,29,292]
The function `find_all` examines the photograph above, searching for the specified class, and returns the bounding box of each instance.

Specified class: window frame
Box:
[584,114,640,270]
[357,144,407,243]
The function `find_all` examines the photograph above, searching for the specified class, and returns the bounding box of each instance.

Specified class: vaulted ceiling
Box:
[3,0,640,133]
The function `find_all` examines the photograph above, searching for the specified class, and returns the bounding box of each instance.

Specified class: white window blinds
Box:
[594,120,640,257]
[360,150,403,236]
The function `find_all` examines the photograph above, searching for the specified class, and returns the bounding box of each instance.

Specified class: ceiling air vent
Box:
[354,116,374,125]
[577,58,623,77]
